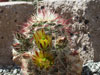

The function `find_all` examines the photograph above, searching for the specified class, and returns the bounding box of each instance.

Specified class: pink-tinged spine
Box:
[20,29,26,34]
[70,50,79,56]
[42,9,46,18]
[28,17,34,23]
[13,43,20,47]
[52,16,61,22]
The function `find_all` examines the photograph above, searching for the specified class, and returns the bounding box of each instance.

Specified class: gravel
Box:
[0,65,21,75]
[0,60,100,75]
[82,60,100,75]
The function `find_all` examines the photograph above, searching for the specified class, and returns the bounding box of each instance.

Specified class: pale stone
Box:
[43,0,100,63]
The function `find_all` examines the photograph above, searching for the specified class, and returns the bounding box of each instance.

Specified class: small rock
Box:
[17,68,21,73]
[3,69,6,73]
[13,69,17,74]
[0,69,3,72]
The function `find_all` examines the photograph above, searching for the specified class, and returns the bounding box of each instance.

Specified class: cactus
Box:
[12,8,83,75]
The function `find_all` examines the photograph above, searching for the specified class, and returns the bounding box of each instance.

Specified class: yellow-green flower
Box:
[32,51,54,69]
[33,29,52,50]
